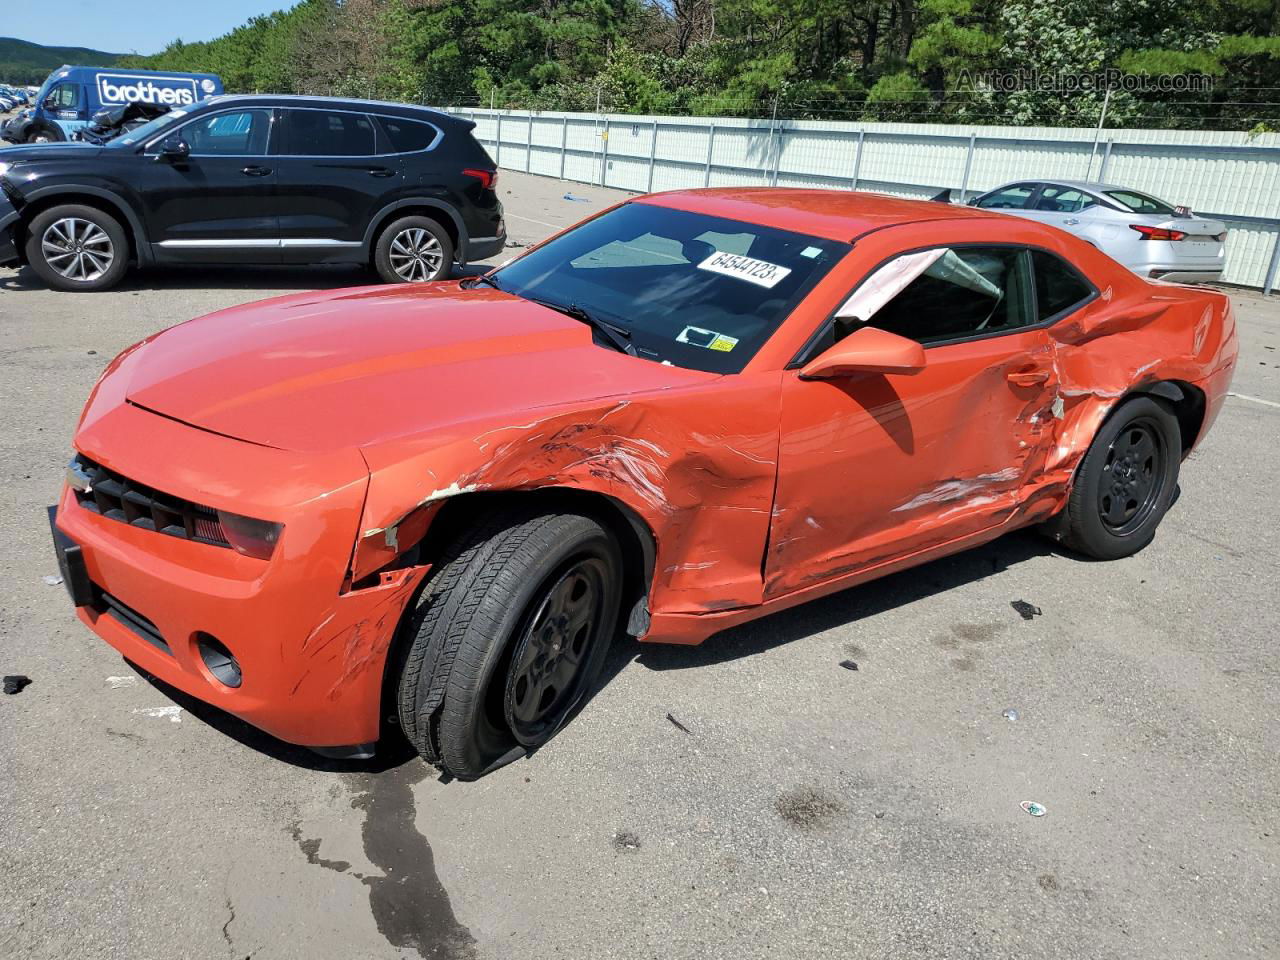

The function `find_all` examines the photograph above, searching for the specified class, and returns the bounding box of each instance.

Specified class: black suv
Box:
[0,95,504,291]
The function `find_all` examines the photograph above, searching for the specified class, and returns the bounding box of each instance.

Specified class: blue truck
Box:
[3,65,223,144]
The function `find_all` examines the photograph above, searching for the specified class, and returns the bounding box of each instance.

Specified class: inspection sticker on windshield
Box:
[697,251,792,288]
[677,325,739,352]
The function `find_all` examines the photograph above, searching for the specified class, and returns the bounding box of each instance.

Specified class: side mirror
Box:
[43,98,58,111]
[157,136,191,161]
[799,327,926,380]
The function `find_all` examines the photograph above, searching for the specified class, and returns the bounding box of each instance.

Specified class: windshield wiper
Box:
[467,273,503,291]
[527,297,637,356]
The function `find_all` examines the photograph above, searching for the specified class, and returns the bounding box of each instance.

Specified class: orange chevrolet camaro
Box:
[51,189,1238,778]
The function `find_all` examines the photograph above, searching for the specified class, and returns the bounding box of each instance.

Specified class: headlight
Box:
[216,510,283,560]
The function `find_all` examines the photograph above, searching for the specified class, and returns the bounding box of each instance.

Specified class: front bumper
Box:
[0,192,19,266]
[55,399,427,749]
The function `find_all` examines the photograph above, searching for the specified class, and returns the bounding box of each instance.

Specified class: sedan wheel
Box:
[41,217,115,283]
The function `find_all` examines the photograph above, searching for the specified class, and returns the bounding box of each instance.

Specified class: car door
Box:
[138,107,280,262]
[273,107,398,261]
[1025,184,1105,238]
[764,240,1062,598]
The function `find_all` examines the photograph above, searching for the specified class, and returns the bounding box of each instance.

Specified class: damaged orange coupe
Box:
[51,189,1237,777]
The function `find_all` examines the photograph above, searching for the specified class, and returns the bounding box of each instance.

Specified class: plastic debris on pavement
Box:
[665,712,691,734]
[838,659,859,671]
[42,575,63,586]
[1020,800,1047,817]
[1002,708,1019,721]
[563,192,591,202]
[3,675,33,695]
[1011,599,1042,620]
[106,676,138,689]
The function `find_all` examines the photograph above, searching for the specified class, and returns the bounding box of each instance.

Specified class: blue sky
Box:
[8,1,287,56]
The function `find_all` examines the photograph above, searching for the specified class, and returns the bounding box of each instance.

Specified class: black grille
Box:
[71,455,230,548]
[95,588,171,655]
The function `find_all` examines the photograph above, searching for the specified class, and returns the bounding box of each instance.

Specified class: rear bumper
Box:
[465,233,506,263]
[57,399,426,749]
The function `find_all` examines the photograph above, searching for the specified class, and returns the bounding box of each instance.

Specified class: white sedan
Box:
[967,180,1227,284]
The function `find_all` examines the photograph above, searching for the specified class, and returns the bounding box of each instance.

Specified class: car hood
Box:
[120,283,711,453]
[0,143,102,163]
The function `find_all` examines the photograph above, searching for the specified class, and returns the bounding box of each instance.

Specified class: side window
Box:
[46,84,78,109]
[1032,250,1093,319]
[378,116,438,153]
[283,109,375,156]
[975,184,1036,210]
[837,247,1034,345]
[1034,186,1095,213]
[180,109,271,155]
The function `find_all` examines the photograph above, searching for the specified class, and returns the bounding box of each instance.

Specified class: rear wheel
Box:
[374,215,454,284]
[1054,395,1181,560]
[24,204,129,292]
[395,509,622,779]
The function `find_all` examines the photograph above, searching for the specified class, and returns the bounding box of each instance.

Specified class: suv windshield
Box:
[110,109,189,147]
[492,203,847,373]
[1104,189,1176,215]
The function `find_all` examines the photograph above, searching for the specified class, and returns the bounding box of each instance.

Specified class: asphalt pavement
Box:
[1,169,1277,960]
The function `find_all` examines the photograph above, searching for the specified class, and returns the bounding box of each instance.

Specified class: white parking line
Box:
[1227,392,1280,409]
[504,212,567,229]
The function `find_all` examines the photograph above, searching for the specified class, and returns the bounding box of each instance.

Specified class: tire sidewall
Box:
[25,204,129,292]
[434,516,622,778]
[1069,396,1181,559]
[374,215,455,285]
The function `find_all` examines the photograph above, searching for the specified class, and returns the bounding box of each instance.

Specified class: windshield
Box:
[492,203,848,373]
[109,109,188,147]
[1104,189,1175,215]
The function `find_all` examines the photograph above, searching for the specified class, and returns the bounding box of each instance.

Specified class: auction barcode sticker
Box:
[697,251,792,288]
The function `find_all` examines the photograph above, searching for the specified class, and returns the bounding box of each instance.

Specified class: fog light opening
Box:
[196,632,242,688]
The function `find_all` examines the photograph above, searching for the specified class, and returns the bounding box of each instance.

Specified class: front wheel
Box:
[1054,395,1181,560]
[24,204,129,292]
[395,509,622,779]
[374,215,454,284]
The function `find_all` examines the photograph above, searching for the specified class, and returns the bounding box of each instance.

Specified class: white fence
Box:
[450,107,1280,293]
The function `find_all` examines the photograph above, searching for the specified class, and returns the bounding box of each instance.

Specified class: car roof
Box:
[639,188,1010,242]
[198,94,465,126]
[988,178,1157,197]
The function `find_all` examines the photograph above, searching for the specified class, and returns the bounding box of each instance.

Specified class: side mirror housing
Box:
[157,136,191,161]
[799,327,926,380]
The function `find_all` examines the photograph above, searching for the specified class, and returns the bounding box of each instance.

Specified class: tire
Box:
[374,215,454,284]
[26,131,55,144]
[396,509,623,779]
[1055,395,1181,560]
[24,204,130,292]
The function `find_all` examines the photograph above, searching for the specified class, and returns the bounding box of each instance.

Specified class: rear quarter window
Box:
[378,116,439,153]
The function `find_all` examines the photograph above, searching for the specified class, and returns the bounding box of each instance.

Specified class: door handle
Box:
[366,167,395,177]
[1007,367,1050,387]
[1062,218,1079,225]
[241,165,272,177]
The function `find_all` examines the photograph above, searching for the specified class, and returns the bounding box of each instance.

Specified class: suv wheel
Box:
[374,215,454,284]
[395,509,623,779]
[25,205,129,292]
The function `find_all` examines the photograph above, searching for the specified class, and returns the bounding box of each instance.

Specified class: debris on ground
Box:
[775,786,845,828]
[563,192,591,202]
[133,705,183,723]
[106,676,138,689]
[1011,600,1042,620]
[665,712,691,734]
[42,575,63,586]
[3,675,33,695]
[612,829,641,852]
[1020,800,1047,817]
[838,659,859,671]
[1002,708,1019,722]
